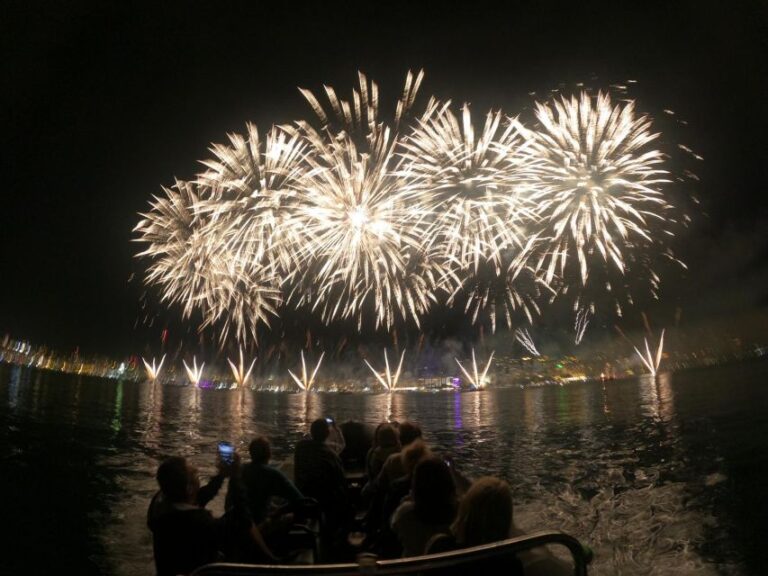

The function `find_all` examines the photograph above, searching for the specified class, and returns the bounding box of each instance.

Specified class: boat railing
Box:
[192,529,592,575]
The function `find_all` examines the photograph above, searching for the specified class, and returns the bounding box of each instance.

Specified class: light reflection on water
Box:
[1,361,767,575]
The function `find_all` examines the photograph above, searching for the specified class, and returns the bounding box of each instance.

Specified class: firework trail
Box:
[574,305,592,345]
[515,328,540,356]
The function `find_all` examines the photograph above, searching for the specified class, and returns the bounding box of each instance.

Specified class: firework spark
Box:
[574,305,592,345]
[288,351,325,392]
[227,348,256,388]
[455,349,495,389]
[515,328,540,357]
[364,349,406,392]
[142,355,166,381]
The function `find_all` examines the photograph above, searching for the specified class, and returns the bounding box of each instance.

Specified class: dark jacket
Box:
[147,474,250,576]
[293,438,349,525]
[238,462,303,524]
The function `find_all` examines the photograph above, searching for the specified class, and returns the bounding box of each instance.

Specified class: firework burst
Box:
[134,76,686,346]
[285,71,445,330]
[530,91,672,287]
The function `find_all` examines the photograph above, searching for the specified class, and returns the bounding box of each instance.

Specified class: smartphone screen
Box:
[218,441,234,465]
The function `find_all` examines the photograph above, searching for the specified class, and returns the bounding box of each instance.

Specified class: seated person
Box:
[325,417,346,455]
[381,439,431,529]
[339,420,372,470]
[376,421,422,491]
[426,476,523,575]
[366,423,401,481]
[147,452,273,576]
[237,436,303,525]
[294,419,351,535]
[391,456,457,557]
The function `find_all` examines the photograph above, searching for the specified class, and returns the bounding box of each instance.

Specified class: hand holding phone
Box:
[218,441,235,466]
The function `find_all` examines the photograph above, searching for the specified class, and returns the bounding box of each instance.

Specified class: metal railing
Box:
[192,530,592,576]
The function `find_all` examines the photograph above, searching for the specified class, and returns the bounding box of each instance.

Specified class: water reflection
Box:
[1,364,765,575]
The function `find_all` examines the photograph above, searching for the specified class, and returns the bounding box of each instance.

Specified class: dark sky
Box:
[1,0,767,357]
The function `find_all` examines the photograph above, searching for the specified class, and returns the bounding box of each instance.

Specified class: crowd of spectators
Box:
[147,418,572,575]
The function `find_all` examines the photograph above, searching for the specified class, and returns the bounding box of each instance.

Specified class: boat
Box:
[192,530,593,575]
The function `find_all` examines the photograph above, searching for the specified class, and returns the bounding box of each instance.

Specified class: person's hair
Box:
[156,456,191,503]
[372,422,388,448]
[376,424,400,450]
[452,476,513,547]
[248,436,271,464]
[401,438,430,475]
[398,421,422,447]
[310,418,330,442]
[412,456,457,525]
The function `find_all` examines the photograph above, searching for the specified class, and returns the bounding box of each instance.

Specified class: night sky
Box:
[2,0,767,356]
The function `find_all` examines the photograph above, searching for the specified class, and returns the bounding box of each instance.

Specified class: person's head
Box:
[376,424,400,451]
[452,476,513,547]
[398,421,422,447]
[401,438,430,475]
[156,456,200,504]
[309,418,330,442]
[248,436,271,465]
[412,456,457,525]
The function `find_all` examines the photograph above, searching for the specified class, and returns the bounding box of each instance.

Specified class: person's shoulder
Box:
[262,464,287,478]
[391,498,416,528]
[383,451,400,467]
[294,438,313,452]
[425,532,457,554]
[393,498,415,519]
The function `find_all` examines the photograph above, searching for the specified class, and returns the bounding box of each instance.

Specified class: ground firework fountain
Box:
[364,349,405,392]
[288,351,324,392]
[455,349,495,389]
[227,348,255,388]
[141,355,165,382]
[183,356,204,386]
[634,329,665,377]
